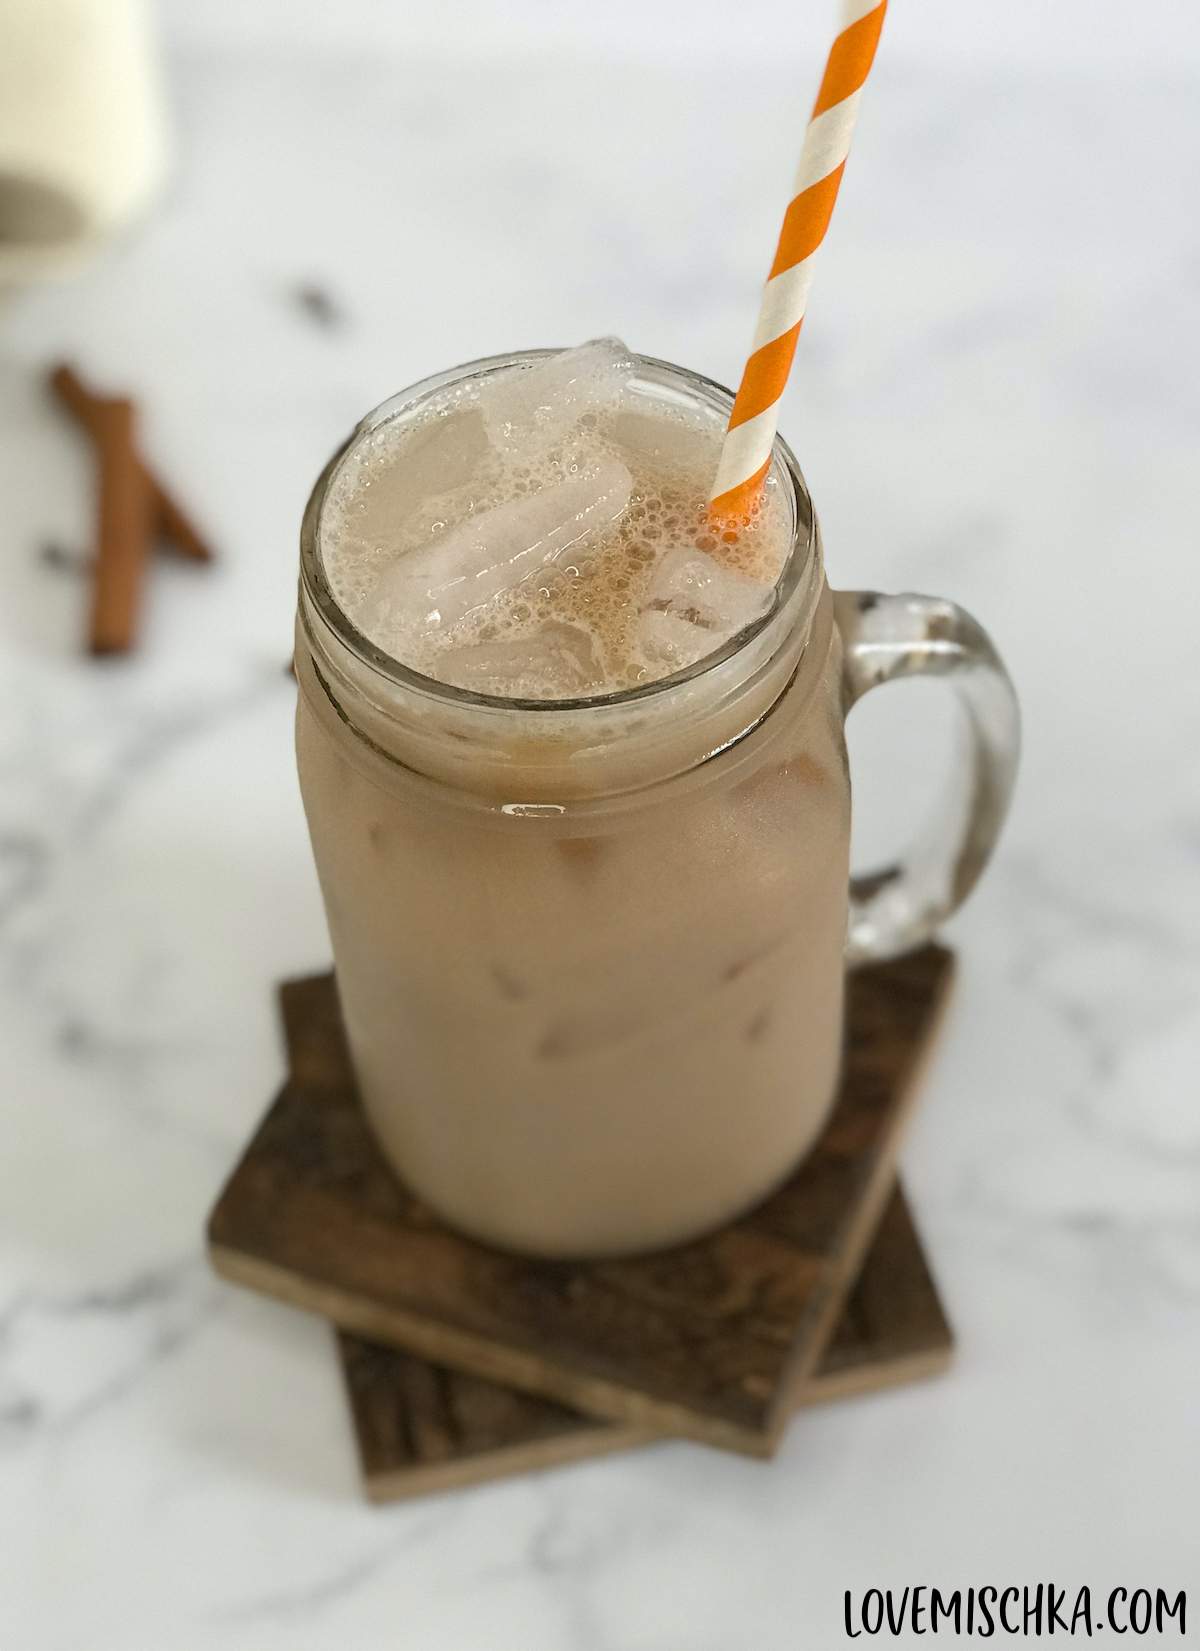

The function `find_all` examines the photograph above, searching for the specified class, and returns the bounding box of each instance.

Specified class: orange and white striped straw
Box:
[710,0,887,520]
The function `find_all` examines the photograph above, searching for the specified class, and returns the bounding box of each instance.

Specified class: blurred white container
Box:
[0,0,168,282]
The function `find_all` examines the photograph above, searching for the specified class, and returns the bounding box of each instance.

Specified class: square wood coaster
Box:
[338,1183,952,1501]
[208,945,953,1456]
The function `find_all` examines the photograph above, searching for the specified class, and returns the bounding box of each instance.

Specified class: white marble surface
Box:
[3,10,1200,1646]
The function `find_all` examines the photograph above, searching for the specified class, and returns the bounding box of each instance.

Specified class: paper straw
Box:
[710,0,887,520]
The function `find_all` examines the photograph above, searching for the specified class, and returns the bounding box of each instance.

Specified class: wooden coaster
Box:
[339,1183,952,1501]
[208,946,953,1456]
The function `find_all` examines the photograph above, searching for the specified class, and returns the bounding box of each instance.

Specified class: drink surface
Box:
[319,341,792,699]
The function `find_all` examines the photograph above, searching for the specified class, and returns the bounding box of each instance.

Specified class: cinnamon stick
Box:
[50,364,213,563]
[88,398,152,655]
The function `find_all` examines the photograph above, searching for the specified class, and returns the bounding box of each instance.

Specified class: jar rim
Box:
[299,350,817,717]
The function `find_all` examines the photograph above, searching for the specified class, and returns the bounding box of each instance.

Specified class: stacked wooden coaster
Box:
[207,948,955,1500]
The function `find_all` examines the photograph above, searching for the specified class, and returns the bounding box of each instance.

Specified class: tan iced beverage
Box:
[295,345,1016,1258]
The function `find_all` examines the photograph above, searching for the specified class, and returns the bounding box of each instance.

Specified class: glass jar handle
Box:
[835,590,1020,966]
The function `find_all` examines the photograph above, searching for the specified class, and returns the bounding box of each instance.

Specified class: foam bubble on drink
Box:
[320,344,792,698]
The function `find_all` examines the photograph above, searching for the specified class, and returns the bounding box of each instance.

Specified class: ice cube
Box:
[636,547,774,670]
[609,409,708,474]
[638,609,716,669]
[386,404,489,504]
[482,339,634,453]
[365,455,632,635]
[436,622,603,699]
[333,406,490,560]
